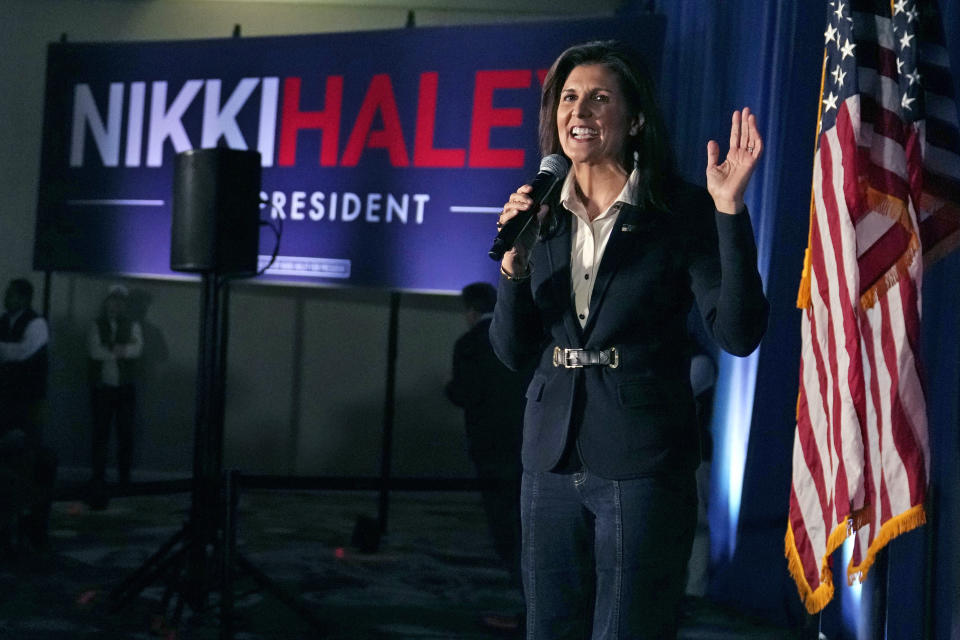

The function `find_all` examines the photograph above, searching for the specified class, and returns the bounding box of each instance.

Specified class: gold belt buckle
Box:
[553,346,582,368]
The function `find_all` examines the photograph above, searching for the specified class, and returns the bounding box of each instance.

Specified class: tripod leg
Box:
[158,547,189,624]
[172,584,187,629]
[111,532,192,611]
[149,558,188,640]
[234,552,327,634]
[220,470,239,640]
[110,524,188,604]
[110,273,239,634]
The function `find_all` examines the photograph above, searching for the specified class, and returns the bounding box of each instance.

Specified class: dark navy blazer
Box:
[489,182,769,479]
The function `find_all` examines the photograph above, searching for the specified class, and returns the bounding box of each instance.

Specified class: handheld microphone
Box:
[488,154,570,261]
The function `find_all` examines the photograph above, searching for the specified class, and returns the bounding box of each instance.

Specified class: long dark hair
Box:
[538,40,675,212]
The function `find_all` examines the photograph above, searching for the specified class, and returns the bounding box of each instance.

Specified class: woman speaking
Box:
[489,40,769,639]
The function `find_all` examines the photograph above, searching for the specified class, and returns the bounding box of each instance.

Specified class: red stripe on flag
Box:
[789,484,824,590]
[897,258,923,366]
[837,106,866,220]
[857,308,885,536]
[797,340,831,520]
[854,147,912,203]
[923,170,960,204]
[857,222,912,296]
[896,275,929,486]
[919,210,960,252]
[880,285,926,506]
[920,207,960,237]
[860,98,909,147]
[879,464,894,526]
[904,126,924,207]
[873,40,900,83]
[816,127,860,520]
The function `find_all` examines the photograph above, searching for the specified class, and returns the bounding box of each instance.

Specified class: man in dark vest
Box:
[445,282,529,632]
[0,278,49,443]
[88,284,143,501]
[0,277,56,550]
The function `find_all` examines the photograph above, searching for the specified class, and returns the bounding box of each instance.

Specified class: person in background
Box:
[0,278,57,551]
[446,282,528,632]
[685,344,717,598]
[88,284,143,503]
[0,279,49,445]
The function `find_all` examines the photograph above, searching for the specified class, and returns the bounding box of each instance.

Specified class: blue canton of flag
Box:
[818,0,857,133]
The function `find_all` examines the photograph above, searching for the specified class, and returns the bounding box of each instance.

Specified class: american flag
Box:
[785,0,960,614]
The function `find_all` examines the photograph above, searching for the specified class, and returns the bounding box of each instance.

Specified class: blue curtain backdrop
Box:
[615,1,960,638]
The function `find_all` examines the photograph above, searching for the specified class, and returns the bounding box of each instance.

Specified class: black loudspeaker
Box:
[171,148,261,274]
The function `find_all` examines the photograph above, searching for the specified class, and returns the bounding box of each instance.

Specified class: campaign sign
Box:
[34,17,665,292]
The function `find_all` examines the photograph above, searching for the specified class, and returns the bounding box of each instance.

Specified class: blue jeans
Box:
[520,468,697,639]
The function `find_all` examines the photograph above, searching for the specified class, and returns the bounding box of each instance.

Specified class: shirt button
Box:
[584,274,590,280]
[578,313,585,320]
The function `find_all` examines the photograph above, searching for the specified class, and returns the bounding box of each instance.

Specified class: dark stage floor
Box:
[0,470,801,639]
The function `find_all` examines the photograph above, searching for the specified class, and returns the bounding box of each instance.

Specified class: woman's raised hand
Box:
[706,107,763,215]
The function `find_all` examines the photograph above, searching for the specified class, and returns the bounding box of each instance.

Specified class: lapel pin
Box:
[621,223,638,233]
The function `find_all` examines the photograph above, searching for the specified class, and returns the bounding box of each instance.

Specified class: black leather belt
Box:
[553,346,619,369]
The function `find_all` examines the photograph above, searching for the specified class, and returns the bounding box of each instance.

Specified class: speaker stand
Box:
[109,273,325,638]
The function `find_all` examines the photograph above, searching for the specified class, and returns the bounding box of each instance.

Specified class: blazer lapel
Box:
[544,211,583,348]
[581,203,657,337]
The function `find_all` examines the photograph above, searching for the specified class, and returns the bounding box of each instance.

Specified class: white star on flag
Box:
[840,38,856,59]
[833,2,846,21]
[823,92,838,111]
[833,66,847,88]
[825,23,838,46]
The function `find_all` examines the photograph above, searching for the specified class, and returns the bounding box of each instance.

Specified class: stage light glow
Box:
[712,350,760,558]
[707,163,774,563]
[841,536,863,637]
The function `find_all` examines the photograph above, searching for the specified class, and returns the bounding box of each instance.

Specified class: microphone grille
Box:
[539,154,570,177]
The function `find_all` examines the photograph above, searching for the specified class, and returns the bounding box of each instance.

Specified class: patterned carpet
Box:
[0,478,799,639]
[1,485,526,640]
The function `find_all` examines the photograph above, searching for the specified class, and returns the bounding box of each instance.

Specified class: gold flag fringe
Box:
[858,188,921,310]
[846,503,927,585]
[797,237,813,310]
[785,503,927,614]
[785,518,850,614]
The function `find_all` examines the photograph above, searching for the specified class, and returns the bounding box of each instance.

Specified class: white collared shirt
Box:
[561,168,640,328]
